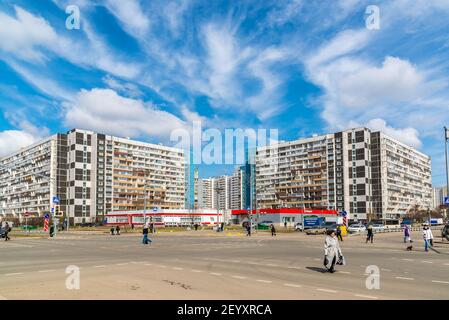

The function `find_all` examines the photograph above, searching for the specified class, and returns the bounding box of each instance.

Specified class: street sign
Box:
[44,213,50,219]
[152,207,158,212]
[51,207,54,213]
[444,197,449,205]
[52,196,60,204]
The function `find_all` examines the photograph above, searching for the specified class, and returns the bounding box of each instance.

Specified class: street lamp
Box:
[215,186,224,230]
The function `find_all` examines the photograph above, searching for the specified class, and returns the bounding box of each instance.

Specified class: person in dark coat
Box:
[246,224,251,237]
[110,227,115,235]
[270,224,276,236]
[336,225,343,242]
[366,225,374,243]
[115,225,121,235]
[4,222,11,241]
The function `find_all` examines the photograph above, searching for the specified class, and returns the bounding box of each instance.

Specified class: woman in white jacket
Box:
[324,229,343,273]
[422,223,434,252]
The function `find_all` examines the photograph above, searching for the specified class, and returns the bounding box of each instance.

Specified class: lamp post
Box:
[445,126,449,218]
[215,186,224,230]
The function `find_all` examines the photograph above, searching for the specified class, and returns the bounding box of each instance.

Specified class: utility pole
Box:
[445,126,449,219]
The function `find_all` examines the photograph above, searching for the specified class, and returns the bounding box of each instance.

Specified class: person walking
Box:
[324,229,343,273]
[404,224,412,243]
[366,225,374,244]
[142,224,152,245]
[336,225,343,242]
[422,223,434,252]
[246,223,251,237]
[115,225,120,235]
[270,224,276,236]
[4,222,11,241]
[110,227,115,235]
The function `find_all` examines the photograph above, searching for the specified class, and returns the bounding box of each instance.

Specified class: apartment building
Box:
[198,178,214,209]
[197,168,244,211]
[0,129,186,223]
[256,128,432,222]
[0,134,68,218]
[432,186,448,209]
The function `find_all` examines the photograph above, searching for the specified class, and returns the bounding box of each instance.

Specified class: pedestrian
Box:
[336,225,343,242]
[246,223,251,237]
[110,227,115,235]
[403,224,412,243]
[324,229,343,273]
[366,225,374,244]
[49,224,55,238]
[142,224,152,245]
[422,223,434,252]
[270,224,276,236]
[4,222,11,241]
[131,224,134,230]
[194,223,199,231]
[115,225,120,235]
[284,221,287,228]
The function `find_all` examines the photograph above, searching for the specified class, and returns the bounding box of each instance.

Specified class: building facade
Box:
[255,127,432,223]
[0,129,186,223]
[432,186,448,209]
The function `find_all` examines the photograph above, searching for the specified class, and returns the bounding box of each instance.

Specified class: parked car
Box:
[369,224,385,232]
[347,223,366,233]
[294,223,304,232]
[305,226,326,235]
[258,221,274,227]
[325,224,338,232]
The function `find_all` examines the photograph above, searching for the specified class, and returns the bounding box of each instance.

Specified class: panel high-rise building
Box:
[256,127,432,222]
[0,129,186,223]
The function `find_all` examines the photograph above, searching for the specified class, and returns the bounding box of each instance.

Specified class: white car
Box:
[295,223,304,231]
[347,224,366,233]
[369,224,385,232]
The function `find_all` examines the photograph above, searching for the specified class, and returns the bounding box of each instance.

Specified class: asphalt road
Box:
[0,229,448,300]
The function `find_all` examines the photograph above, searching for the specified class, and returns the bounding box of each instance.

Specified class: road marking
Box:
[232,275,247,279]
[172,267,183,271]
[444,263,449,266]
[354,294,378,299]
[338,271,351,274]
[421,261,433,264]
[266,264,279,267]
[401,259,414,261]
[210,272,222,276]
[144,264,153,266]
[395,277,414,281]
[256,279,272,283]
[94,265,106,268]
[230,260,240,263]
[317,288,338,293]
[38,269,56,273]
[284,283,302,288]
[381,268,392,272]
[287,266,302,270]
[0,294,7,300]
[191,269,203,273]
[157,265,167,268]
[432,280,449,284]
[5,273,23,276]
[116,263,129,266]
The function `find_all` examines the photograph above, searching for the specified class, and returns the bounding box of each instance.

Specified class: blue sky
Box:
[0,0,448,185]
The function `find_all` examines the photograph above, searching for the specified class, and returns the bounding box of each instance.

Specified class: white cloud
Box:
[103,0,150,38]
[366,118,422,149]
[102,75,143,98]
[304,28,449,149]
[64,88,188,139]
[0,6,57,62]
[0,130,40,157]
